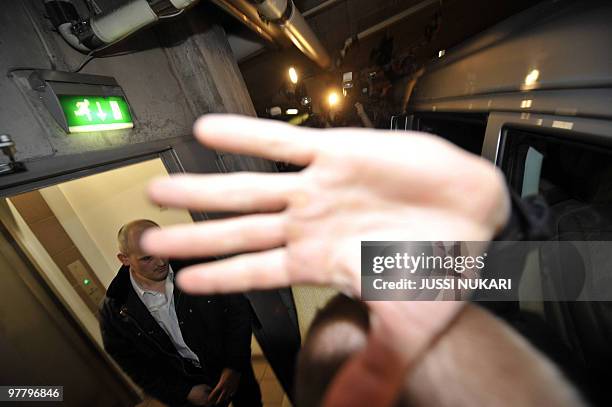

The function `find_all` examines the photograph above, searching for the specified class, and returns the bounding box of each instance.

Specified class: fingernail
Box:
[140,228,156,250]
[147,178,175,200]
[193,115,208,134]
[150,177,174,189]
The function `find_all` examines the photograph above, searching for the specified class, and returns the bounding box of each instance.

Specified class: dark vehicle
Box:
[405,1,612,405]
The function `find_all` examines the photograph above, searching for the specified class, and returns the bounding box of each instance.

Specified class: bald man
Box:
[99,220,261,407]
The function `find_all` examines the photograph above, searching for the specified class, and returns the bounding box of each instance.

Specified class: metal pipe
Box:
[255,0,287,20]
[89,0,158,45]
[49,0,199,52]
[210,0,284,45]
[302,0,344,19]
[249,0,331,68]
[340,0,439,60]
[282,4,331,68]
[357,0,439,41]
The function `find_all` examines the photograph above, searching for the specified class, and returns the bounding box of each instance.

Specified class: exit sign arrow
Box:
[96,101,107,121]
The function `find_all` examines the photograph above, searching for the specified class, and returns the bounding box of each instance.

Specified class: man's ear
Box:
[117,253,130,267]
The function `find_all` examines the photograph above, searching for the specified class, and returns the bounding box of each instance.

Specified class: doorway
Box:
[0,157,193,406]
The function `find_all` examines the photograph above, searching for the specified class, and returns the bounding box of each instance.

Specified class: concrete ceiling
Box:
[220,0,543,115]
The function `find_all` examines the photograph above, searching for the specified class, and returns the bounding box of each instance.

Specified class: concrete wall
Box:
[0,0,256,165]
[0,0,274,367]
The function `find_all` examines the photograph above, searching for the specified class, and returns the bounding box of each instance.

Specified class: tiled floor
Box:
[252,356,292,407]
[135,397,164,407]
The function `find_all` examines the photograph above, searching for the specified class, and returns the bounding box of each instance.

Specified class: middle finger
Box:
[141,213,287,258]
[148,172,303,212]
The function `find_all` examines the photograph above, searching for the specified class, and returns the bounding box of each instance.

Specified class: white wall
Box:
[42,158,193,288]
[39,186,117,288]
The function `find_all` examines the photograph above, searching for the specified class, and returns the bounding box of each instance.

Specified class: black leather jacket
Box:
[99,261,252,406]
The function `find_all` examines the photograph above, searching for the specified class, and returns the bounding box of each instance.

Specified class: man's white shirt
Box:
[130,266,201,364]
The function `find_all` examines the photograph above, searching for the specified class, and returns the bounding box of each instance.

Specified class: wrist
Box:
[403,305,584,407]
[367,301,468,369]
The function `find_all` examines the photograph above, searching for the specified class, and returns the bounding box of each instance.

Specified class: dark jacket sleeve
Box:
[494,188,552,241]
[99,303,193,406]
[221,294,253,372]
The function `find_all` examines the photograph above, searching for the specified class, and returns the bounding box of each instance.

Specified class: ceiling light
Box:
[524,69,540,87]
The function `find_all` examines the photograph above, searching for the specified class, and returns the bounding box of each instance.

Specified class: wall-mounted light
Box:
[438,49,446,58]
[286,108,299,115]
[288,67,299,84]
[58,95,134,133]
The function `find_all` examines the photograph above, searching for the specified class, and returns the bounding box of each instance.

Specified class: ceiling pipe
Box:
[218,0,341,64]
[339,0,440,60]
[46,0,200,52]
[248,0,331,69]
[358,0,439,40]
[210,0,285,45]
[49,0,331,69]
[302,0,345,19]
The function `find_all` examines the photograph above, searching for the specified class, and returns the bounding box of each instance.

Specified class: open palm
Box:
[142,114,509,296]
[142,114,510,407]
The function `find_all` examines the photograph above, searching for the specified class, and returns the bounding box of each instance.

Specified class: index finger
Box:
[194,114,318,165]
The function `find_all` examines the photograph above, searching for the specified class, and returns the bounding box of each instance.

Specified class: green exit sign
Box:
[58,95,134,133]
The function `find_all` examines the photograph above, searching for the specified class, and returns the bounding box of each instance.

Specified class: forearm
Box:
[358,111,374,128]
[403,305,584,407]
